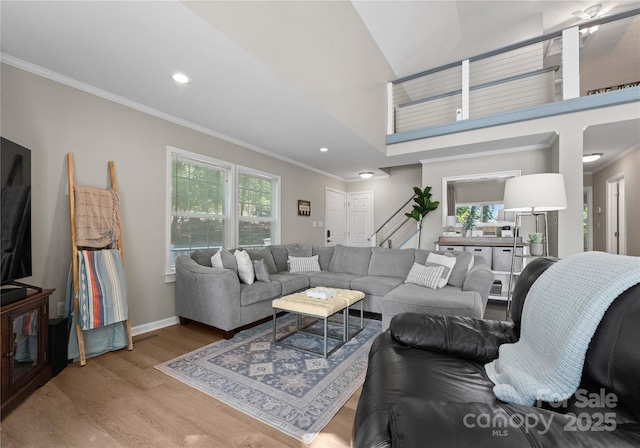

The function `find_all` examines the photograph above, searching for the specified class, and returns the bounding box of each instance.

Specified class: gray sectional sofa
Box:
[175,244,494,338]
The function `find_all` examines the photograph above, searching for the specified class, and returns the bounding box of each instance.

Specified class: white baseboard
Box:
[131,316,180,337]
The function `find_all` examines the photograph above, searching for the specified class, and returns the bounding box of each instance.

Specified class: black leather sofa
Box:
[353,257,640,447]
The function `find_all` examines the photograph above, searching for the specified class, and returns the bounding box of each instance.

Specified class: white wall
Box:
[346,164,421,231]
[0,64,346,326]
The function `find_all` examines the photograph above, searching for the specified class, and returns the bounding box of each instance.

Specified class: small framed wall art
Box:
[298,200,311,216]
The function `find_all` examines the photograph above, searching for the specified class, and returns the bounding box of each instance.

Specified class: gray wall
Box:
[592,146,640,255]
[421,148,552,251]
[1,64,345,327]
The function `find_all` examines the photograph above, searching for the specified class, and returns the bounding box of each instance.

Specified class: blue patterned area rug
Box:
[155,314,382,444]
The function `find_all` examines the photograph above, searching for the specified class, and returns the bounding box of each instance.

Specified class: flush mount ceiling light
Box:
[583,153,603,163]
[319,147,328,152]
[172,73,190,84]
[359,172,374,179]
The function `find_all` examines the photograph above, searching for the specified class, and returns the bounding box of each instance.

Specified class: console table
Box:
[1,289,54,417]
[435,237,530,301]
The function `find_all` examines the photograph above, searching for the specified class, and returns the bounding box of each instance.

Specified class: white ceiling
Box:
[1,1,639,180]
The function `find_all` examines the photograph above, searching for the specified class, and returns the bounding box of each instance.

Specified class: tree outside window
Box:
[238,172,274,248]
[170,154,228,268]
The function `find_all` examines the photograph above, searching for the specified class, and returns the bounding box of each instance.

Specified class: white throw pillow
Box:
[211,250,223,268]
[288,255,321,273]
[426,252,457,288]
[234,249,255,284]
[405,262,444,289]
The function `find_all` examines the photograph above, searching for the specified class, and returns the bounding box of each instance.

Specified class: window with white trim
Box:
[238,169,279,248]
[168,149,232,271]
[166,147,280,276]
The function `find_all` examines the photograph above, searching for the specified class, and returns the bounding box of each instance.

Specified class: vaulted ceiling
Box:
[2,1,639,180]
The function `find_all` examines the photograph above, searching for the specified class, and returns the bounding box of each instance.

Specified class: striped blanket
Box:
[77,249,128,330]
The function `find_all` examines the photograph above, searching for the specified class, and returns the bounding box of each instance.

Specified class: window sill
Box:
[164,273,176,283]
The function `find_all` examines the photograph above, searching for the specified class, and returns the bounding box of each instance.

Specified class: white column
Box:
[557,126,584,257]
[461,60,470,119]
[562,27,580,99]
[387,82,394,135]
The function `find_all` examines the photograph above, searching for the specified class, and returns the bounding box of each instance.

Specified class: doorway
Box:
[347,191,374,247]
[606,173,626,255]
[325,188,346,246]
[583,186,593,251]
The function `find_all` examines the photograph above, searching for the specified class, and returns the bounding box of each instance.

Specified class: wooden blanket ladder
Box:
[67,153,133,366]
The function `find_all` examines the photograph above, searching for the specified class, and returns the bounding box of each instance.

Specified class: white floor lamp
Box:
[503,173,567,319]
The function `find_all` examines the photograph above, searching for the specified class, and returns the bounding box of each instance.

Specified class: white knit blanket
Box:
[485,251,640,405]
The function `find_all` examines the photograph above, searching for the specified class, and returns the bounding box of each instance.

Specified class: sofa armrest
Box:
[463,256,494,307]
[390,313,516,362]
[175,255,242,331]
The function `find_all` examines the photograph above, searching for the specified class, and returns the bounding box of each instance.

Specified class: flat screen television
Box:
[1,137,33,293]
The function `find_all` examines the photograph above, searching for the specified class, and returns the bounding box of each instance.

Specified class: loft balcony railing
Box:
[387,9,640,137]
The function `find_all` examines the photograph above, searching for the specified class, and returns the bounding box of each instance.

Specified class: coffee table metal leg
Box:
[343,309,348,341]
[324,318,328,358]
[272,308,278,342]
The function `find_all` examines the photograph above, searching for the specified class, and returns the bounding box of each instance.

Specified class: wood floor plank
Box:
[1,322,359,447]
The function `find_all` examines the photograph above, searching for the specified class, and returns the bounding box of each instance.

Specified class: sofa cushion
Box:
[288,255,321,273]
[329,245,372,276]
[288,245,312,257]
[414,249,434,265]
[246,249,278,274]
[312,246,335,271]
[211,248,239,274]
[240,281,281,307]
[368,247,415,278]
[270,273,310,295]
[351,275,404,297]
[383,283,483,318]
[306,271,362,289]
[269,244,298,272]
[191,249,219,267]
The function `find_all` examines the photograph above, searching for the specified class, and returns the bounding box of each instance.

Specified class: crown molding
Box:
[0,53,346,182]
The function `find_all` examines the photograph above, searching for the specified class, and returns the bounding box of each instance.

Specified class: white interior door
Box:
[606,173,626,255]
[325,188,346,246]
[347,191,374,246]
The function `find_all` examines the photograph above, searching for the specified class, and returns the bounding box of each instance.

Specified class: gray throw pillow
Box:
[253,259,270,282]
[246,249,278,274]
[445,251,473,287]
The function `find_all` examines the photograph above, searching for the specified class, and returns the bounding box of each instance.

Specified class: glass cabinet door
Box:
[10,308,40,384]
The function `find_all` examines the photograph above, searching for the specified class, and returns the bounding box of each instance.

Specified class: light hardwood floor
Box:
[1,322,359,448]
[2,303,508,448]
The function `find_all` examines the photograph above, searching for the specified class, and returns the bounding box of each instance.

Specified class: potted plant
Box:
[528,232,545,256]
[462,206,478,237]
[405,186,439,248]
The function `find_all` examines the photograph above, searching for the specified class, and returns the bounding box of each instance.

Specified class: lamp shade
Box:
[503,173,567,212]
[446,215,458,226]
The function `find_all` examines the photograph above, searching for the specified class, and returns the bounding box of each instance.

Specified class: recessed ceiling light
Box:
[172,73,190,84]
[320,147,328,152]
[359,172,374,179]
[583,153,603,163]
